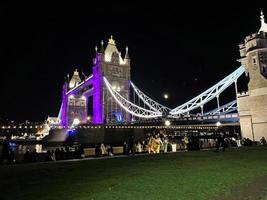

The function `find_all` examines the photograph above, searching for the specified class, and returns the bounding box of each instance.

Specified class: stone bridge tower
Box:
[93,36,131,124]
[60,36,130,126]
[237,11,267,141]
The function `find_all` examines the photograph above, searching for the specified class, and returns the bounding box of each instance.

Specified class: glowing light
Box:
[93,60,103,124]
[170,66,245,116]
[69,95,74,99]
[73,118,80,126]
[165,120,171,126]
[103,77,161,118]
[68,129,77,136]
[81,96,86,100]
[164,94,169,99]
[216,121,222,127]
[87,116,91,121]
[130,81,170,113]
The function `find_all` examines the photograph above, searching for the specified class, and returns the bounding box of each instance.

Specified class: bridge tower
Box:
[237,11,267,141]
[60,36,131,126]
[61,69,88,127]
[93,36,131,124]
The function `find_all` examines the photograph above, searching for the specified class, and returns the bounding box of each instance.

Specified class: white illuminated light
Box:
[69,95,74,99]
[116,87,121,92]
[87,116,91,121]
[165,120,171,126]
[103,77,161,118]
[170,66,245,116]
[216,121,222,127]
[164,94,169,99]
[130,81,170,113]
[66,75,93,95]
[73,118,80,126]
[81,96,86,100]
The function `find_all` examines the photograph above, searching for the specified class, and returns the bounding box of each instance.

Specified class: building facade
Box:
[237,12,267,141]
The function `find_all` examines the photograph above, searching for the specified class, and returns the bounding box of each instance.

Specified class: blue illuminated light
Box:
[115,112,123,122]
[68,129,77,136]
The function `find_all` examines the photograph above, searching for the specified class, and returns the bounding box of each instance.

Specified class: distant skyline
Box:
[1,2,266,121]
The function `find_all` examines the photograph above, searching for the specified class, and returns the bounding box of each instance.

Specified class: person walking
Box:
[0,135,12,164]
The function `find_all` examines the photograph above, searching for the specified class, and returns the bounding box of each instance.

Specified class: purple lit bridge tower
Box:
[60,36,131,127]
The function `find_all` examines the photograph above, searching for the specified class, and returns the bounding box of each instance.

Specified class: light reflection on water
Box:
[0,144,63,155]
[17,144,43,154]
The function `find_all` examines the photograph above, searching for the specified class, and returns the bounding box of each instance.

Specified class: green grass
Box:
[1,147,267,200]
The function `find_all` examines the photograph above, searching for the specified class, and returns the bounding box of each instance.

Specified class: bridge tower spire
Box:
[259,10,267,33]
[237,11,267,141]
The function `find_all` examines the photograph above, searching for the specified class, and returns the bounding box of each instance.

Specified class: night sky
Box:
[1,2,266,122]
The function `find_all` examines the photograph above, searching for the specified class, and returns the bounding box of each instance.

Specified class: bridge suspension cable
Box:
[170,66,245,117]
[130,81,170,113]
[204,100,237,116]
[103,77,162,118]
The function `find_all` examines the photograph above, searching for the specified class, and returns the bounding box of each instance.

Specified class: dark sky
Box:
[1,2,266,122]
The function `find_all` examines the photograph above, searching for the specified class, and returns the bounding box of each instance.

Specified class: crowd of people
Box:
[1,133,267,165]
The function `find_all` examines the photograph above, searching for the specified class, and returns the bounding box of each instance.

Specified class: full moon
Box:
[164,94,169,99]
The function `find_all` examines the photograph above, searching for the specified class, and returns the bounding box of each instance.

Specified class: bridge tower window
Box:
[252,57,257,65]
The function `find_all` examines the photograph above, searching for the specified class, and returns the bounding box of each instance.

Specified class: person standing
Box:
[0,135,12,164]
[163,137,168,153]
[128,135,135,155]
[123,141,128,155]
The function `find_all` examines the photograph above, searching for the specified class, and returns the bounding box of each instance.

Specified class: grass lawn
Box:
[1,146,267,200]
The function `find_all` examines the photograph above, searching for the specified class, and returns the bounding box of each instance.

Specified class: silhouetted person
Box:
[55,148,60,160]
[123,141,128,155]
[106,145,113,156]
[74,147,80,159]
[45,150,52,161]
[51,149,55,161]
[60,148,65,160]
[128,135,135,155]
[0,135,12,164]
[30,149,37,162]
[80,146,85,158]
[260,137,267,145]
[95,144,101,157]
[216,132,225,152]
[24,148,31,162]
[65,146,70,159]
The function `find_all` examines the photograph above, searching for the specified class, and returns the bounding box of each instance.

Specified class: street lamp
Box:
[165,120,171,126]
[216,121,222,127]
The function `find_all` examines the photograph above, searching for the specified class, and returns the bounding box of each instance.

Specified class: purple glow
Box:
[93,53,103,124]
[61,82,68,127]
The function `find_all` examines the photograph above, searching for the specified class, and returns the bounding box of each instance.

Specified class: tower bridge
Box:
[54,12,267,142]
